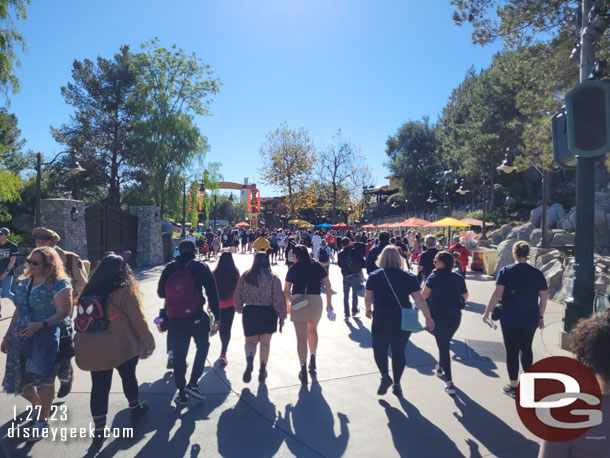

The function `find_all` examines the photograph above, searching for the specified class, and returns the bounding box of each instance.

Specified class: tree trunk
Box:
[331,182,337,224]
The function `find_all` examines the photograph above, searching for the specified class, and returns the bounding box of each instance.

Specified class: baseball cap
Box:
[0,227,10,236]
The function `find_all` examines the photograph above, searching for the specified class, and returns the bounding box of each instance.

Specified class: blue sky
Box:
[9,0,500,198]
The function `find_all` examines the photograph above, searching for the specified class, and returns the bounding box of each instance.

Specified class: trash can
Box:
[470,250,484,272]
[483,249,498,276]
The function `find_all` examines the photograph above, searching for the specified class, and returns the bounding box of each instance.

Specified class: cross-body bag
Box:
[290,283,309,311]
[382,270,423,332]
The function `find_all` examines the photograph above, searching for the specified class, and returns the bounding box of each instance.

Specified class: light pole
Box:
[497,151,550,248]
[35,151,85,227]
[456,180,470,211]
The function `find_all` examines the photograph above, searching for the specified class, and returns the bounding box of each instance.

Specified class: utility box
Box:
[552,108,576,170]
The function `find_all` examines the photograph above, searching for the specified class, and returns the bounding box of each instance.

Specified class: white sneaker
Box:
[444,382,456,395]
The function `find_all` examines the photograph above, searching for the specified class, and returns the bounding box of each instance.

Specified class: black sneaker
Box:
[377,374,393,395]
[57,366,74,398]
[299,366,308,385]
[174,392,188,406]
[308,354,316,373]
[167,356,174,370]
[352,308,359,317]
[185,384,205,401]
[243,365,253,383]
[392,383,403,396]
[445,382,456,395]
[130,400,149,420]
[91,425,109,450]
[503,384,517,398]
[435,365,445,379]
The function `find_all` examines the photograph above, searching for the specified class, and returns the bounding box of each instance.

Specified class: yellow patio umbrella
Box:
[289,219,314,228]
[424,217,469,228]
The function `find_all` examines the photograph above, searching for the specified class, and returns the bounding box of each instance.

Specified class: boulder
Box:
[507,223,536,241]
[494,239,518,276]
[554,257,575,303]
[546,203,566,229]
[595,191,610,202]
[490,230,503,245]
[535,249,562,269]
[541,259,565,298]
[530,229,554,246]
[530,207,542,228]
[500,224,514,240]
[594,209,609,252]
[550,232,575,247]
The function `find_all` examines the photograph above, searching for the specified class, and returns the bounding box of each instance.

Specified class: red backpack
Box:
[164,260,202,318]
[75,295,123,333]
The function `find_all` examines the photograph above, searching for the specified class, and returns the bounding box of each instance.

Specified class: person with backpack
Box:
[337,237,366,321]
[366,232,390,274]
[213,252,240,366]
[316,240,332,272]
[157,239,221,406]
[73,254,154,449]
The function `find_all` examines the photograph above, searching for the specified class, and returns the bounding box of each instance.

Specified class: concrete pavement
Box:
[0,251,569,457]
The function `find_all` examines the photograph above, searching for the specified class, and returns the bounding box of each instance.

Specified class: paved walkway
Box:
[0,252,569,457]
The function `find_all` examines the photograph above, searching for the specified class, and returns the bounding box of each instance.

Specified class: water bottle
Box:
[209,314,217,337]
[327,309,336,321]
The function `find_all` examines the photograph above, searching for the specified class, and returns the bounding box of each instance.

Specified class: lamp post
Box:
[480,181,489,241]
[35,151,85,227]
[497,151,550,248]
[456,180,470,210]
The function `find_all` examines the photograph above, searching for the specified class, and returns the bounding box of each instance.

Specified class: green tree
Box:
[131,39,221,217]
[51,46,139,205]
[0,108,27,220]
[0,0,29,99]
[258,122,316,217]
[385,117,442,210]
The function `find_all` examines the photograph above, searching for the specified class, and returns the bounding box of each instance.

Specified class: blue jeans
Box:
[343,274,360,317]
[0,274,14,301]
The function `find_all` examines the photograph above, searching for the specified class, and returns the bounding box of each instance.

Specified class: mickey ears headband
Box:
[102,250,132,263]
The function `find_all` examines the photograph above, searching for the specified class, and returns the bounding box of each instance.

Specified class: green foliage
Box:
[0,0,28,100]
[0,108,27,220]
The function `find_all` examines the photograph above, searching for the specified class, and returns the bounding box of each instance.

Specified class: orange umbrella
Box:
[460,217,494,227]
[394,217,430,227]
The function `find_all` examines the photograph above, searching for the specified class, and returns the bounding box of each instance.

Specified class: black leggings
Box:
[90,355,139,418]
[372,326,411,384]
[219,307,235,354]
[501,324,537,381]
[432,314,461,382]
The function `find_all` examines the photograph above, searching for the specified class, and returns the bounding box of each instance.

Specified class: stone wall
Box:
[129,206,163,267]
[40,198,88,259]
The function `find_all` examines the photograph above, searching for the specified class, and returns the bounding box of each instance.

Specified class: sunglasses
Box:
[26,260,41,267]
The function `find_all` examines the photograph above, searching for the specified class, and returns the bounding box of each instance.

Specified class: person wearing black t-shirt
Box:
[483,241,548,398]
[421,251,468,395]
[284,245,334,384]
[0,227,18,315]
[417,235,438,283]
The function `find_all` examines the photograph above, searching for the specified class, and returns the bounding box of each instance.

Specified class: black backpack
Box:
[75,295,123,333]
[318,247,329,263]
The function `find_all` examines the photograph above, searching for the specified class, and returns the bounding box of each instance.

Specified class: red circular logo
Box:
[516,356,603,442]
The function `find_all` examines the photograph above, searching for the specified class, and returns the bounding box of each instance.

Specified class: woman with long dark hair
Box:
[233,253,286,383]
[213,252,240,365]
[73,254,155,449]
[421,251,468,395]
[284,245,334,384]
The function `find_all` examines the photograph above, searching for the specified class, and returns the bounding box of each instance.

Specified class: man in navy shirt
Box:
[418,235,438,283]
[366,232,390,274]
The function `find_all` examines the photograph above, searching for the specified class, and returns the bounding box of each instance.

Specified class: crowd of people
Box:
[0,222,606,456]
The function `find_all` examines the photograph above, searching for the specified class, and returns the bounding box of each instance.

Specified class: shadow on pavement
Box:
[92,364,230,458]
[463,301,486,315]
[450,340,499,378]
[216,384,285,458]
[379,398,462,458]
[278,378,349,458]
[345,318,372,348]
[451,388,539,457]
[404,340,436,375]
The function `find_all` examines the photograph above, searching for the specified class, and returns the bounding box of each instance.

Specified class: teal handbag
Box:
[382,270,423,332]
